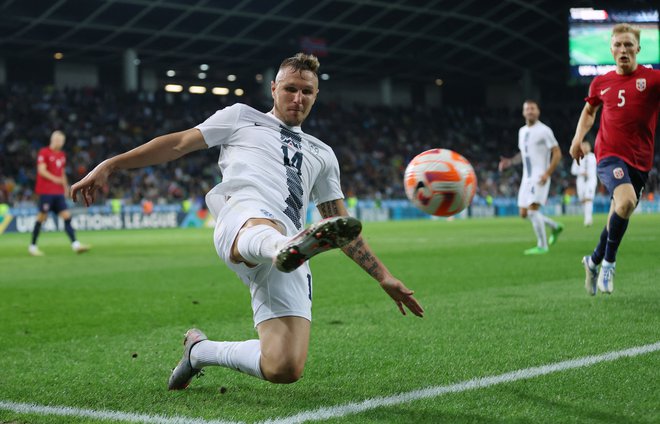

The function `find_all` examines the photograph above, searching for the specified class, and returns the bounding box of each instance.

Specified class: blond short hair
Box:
[278,53,320,77]
[612,23,641,44]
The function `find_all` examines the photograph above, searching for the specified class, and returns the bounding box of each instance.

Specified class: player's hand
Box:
[71,160,113,207]
[379,276,424,317]
[569,140,584,164]
[538,173,549,185]
[498,156,511,172]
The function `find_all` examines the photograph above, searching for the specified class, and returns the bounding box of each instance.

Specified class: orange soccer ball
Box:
[404,148,477,217]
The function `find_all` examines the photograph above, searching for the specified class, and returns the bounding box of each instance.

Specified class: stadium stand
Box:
[3,83,656,208]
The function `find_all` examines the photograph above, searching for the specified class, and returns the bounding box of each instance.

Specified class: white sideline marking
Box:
[1,342,658,424]
[0,400,243,424]
[261,341,660,424]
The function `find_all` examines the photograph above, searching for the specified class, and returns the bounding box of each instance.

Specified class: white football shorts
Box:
[211,195,312,327]
[576,178,597,201]
[517,177,551,208]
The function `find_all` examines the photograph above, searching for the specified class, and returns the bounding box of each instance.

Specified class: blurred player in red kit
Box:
[29,130,90,256]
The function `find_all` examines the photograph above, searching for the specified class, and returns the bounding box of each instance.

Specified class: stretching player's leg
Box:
[183,316,309,386]
[28,211,48,256]
[231,218,288,265]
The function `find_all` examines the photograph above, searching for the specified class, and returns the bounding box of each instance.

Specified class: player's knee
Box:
[615,197,636,218]
[264,360,304,384]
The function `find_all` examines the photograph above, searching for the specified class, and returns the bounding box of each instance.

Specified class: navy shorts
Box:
[597,156,648,201]
[38,194,69,215]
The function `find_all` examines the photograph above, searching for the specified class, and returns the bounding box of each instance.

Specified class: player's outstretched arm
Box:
[570,103,600,164]
[316,199,424,317]
[72,129,206,206]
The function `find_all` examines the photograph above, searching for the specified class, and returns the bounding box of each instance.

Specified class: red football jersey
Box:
[35,147,66,195]
[585,66,660,172]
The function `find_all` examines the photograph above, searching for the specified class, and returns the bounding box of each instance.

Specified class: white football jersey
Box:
[571,152,597,182]
[518,121,559,180]
[196,103,344,231]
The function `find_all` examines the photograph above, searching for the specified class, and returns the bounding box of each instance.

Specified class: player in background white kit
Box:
[570,141,598,226]
[499,100,563,255]
[71,53,424,389]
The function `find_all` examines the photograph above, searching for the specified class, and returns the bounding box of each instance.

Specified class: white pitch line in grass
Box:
[1,342,658,424]
[261,341,660,424]
[0,400,243,424]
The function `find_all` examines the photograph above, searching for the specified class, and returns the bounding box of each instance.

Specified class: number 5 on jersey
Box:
[617,89,625,107]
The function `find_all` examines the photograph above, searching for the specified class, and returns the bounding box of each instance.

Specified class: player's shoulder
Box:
[37,147,52,158]
[639,66,660,83]
[301,132,335,155]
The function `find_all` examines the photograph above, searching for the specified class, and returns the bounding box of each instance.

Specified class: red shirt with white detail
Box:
[585,66,660,172]
[35,147,66,195]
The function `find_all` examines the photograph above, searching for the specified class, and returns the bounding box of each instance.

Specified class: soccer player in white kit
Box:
[71,53,424,389]
[570,141,598,226]
[499,100,563,255]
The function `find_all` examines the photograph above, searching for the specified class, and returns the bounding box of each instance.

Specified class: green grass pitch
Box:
[1,215,659,423]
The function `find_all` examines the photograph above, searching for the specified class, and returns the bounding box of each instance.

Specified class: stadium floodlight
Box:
[320,73,329,80]
[54,52,63,60]
[200,64,209,71]
[234,88,244,96]
[212,87,230,95]
[255,73,263,82]
[166,70,176,77]
[435,79,444,86]
[198,72,207,79]
[227,74,237,82]
[164,84,183,93]
[189,86,207,94]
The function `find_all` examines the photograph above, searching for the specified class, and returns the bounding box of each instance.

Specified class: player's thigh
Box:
[257,316,310,367]
[58,210,71,220]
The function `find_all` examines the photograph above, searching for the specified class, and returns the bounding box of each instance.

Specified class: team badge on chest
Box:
[636,78,646,92]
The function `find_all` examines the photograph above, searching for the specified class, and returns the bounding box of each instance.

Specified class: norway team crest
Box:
[636,78,646,92]
[613,167,625,180]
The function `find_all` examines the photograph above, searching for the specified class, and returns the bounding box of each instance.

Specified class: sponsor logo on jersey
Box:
[600,87,611,95]
[636,78,646,92]
[309,143,320,154]
[613,167,625,180]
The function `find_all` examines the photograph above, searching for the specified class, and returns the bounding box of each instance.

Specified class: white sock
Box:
[588,256,598,269]
[236,225,288,264]
[584,201,593,224]
[538,211,558,230]
[528,210,548,249]
[191,339,264,380]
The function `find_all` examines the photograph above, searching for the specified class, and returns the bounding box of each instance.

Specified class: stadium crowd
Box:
[1,83,658,208]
